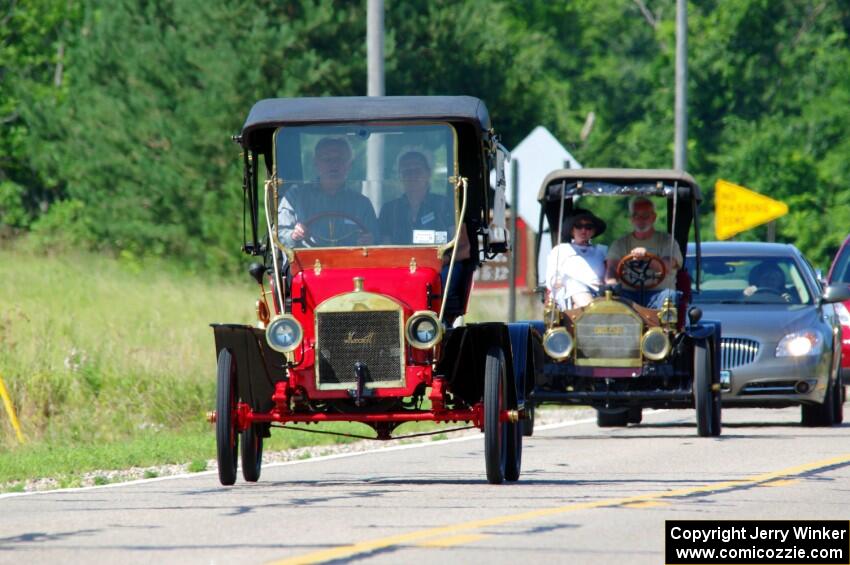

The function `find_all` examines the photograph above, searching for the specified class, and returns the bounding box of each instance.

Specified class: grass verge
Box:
[0,243,512,490]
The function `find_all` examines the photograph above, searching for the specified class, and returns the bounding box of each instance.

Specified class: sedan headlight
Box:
[405,311,443,349]
[775,331,823,357]
[265,315,304,353]
[543,327,573,360]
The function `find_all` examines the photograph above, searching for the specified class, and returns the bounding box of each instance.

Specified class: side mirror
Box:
[821,283,850,304]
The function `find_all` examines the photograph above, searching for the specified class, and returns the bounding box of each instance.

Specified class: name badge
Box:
[412,230,436,244]
[420,211,435,225]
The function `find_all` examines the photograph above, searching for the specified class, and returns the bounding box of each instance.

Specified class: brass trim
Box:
[574,296,643,367]
[575,358,643,368]
[315,291,402,314]
[265,314,304,353]
[313,259,322,275]
[256,299,270,328]
[405,310,444,350]
[314,291,405,390]
[543,327,573,360]
[353,276,364,292]
[658,296,677,328]
[640,327,671,361]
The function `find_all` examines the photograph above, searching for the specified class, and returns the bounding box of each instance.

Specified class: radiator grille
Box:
[720,337,760,370]
[316,310,403,389]
[575,313,642,364]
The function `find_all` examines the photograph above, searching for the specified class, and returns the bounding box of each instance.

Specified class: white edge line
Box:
[1,410,670,499]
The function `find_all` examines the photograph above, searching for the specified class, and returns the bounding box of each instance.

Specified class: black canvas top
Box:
[538,168,702,202]
[241,96,491,137]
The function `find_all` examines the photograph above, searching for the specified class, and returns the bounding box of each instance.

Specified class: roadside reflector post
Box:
[0,374,25,444]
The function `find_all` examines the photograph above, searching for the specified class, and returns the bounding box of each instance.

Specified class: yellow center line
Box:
[416,533,489,548]
[267,453,850,565]
[760,478,801,487]
[623,500,670,508]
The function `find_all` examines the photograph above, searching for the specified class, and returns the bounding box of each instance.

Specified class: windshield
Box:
[686,256,812,305]
[272,123,458,250]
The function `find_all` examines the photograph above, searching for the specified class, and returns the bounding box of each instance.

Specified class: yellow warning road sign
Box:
[714,179,789,240]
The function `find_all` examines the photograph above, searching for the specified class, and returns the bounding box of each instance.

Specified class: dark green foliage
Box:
[2,0,850,270]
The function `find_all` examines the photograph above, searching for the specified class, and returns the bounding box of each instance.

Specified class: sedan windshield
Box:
[272,123,458,250]
[686,256,812,305]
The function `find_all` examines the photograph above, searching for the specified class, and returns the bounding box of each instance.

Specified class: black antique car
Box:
[210,96,538,485]
[528,168,722,437]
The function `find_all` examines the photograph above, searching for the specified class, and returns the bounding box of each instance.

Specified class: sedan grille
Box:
[575,312,642,366]
[720,337,760,370]
[316,310,403,389]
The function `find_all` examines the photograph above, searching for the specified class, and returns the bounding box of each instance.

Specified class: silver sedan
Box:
[686,241,850,426]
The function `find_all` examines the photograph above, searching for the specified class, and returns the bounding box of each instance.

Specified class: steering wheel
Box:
[302,212,370,247]
[616,252,667,290]
[752,287,792,303]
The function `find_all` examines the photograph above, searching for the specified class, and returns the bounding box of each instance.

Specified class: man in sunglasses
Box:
[605,196,682,308]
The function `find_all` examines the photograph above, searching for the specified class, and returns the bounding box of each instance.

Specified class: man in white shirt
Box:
[605,196,682,308]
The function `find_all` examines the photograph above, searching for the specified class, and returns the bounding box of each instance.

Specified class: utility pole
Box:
[366,0,385,205]
[367,0,384,97]
[674,0,687,170]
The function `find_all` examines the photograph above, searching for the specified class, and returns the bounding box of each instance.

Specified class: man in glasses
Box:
[605,196,682,308]
[278,136,379,248]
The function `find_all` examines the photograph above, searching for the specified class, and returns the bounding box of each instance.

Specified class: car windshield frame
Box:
[269,122,461,254]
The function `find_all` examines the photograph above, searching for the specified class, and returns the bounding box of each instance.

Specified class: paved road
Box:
[2,406,848,565]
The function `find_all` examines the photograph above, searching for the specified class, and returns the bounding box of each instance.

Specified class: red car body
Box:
[827,234,850,382]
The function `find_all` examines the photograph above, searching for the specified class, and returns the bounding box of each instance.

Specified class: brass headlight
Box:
[641,327,671,361]
[405,311,443,350]
[543,327,574,360]
[265,314,304,353]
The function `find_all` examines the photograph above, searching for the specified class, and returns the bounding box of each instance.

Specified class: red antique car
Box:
[210,97,539,485]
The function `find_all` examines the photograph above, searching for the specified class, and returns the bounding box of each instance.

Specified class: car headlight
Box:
[775,331,823,357]
[641,327,671,361]
[405,311,443,349]
[543,327,573,360]
[265,315,304,353]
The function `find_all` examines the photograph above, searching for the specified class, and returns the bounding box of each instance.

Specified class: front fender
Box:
[507,322,545,408]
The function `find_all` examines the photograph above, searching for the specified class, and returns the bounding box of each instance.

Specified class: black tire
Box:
[597,408,629,427]
[216,349,239,486]
[241,424,264,482]
[484,346,508,485]
[801,403,819,426]
[628,406,643,425]
[504,418,522,482]
[802,378,837,427]
[522,401,535,437]
[694,340,721,437]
